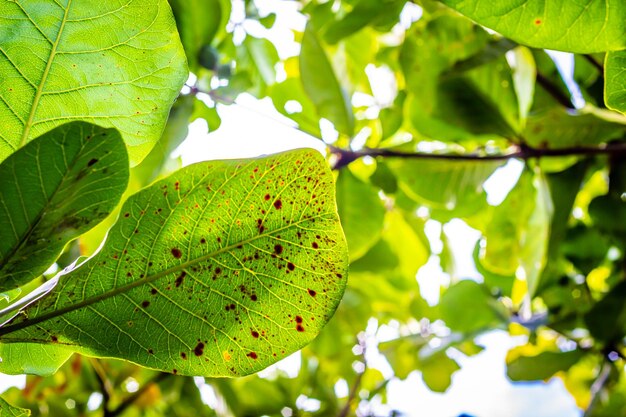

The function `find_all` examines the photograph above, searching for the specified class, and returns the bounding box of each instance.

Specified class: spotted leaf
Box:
[0,149,348,377]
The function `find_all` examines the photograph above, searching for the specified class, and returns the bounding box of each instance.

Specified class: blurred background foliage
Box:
[3,0,626,416]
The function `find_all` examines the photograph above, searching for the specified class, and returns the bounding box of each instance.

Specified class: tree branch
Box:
[329,142,626,169]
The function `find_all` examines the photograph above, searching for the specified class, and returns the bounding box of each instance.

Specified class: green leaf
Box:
[300,23,354,136]
[0,343,73,376]
[0,149,348,377]
[439,280,506,333]
[191,99,221,132]
[389,159,502,214]
[507,349,585,381]
[269,78,322,137]
[0,398,29,417]
[480,169,552,296]
[523,108,626,149]
[0,0,188,165]
[0,122,129,291]
[605,51,626,115]
[336,170,385,261]
[323,0,405,44]
[585,280,626,342]
[169,0,227,71]
[244,36,280,86]
[439,0,626,53]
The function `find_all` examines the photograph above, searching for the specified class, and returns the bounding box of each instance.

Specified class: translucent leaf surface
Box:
[605,51,626,114]
[507,349,585,381]
[0,149,348,377]
[0,122,129,290]
[439,0,626,53]
[0,398,29,417]
[0,0,188,164]
[300,23,354,136]
[0,343,73,376]
[336,170,385,261]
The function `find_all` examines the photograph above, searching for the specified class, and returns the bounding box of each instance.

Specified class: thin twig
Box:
[584,361,612,417]
[583,54,604,74]
[536,72,575,109]
[338,339,367,417]
[89,359,113,417]
[107,372,170,417]
[329,142,626,169]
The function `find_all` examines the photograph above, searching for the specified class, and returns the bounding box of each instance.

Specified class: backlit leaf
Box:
[507,349,585,381]
[0,398,29,417]
[300,23,354,136]
[0,0,188,165]
[605,51,626,115]
[439,0,626,53]
[0,343,73,376]
[0,149,348,377]
[0,122,129,291]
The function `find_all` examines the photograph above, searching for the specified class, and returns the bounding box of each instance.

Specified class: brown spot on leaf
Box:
[194,342,205,356]
[251,330,259,338]
[148,349,154,355]
[274,244,283,255]
[87,158,98,167]
[247,352,258,359]
[200,238,206,244]
[312,242,319,249]
[51,335,58,343]
[296,324,305,332]
[308,289,317,297]
[171,248,182,259]
[175,271,186,288]
[250,294,258,301]
[264,194,271,201]
[142,301,150,308]
[274,199,282,209]
[287,262,295,271]
[534,18,542,25]
[295,316,303,324]
[181,352,187,360]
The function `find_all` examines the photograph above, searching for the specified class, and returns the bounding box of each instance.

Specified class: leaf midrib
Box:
[0,212,329,337]
[20,0,72,147]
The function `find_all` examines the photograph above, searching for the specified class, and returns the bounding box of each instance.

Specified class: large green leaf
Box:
[440,280,507,333]
[0,343,73,376]
[523,108,626,149]
[169,0,229,71]
[439,0,626,53]
[480,169,552,296]
[300,23,354,136]
[0,0,188,165]
[389,159,502,215]
[605,51,626,115]
[0,149,348,377]
[0,398,29,417]
[507,349,585,381]
[336,170,385,261]
[0,122,129,291]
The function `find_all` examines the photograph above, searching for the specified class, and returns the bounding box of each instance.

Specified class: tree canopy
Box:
[0,0,625,416]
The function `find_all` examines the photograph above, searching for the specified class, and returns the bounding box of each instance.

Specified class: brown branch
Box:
[330,142,626,169]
